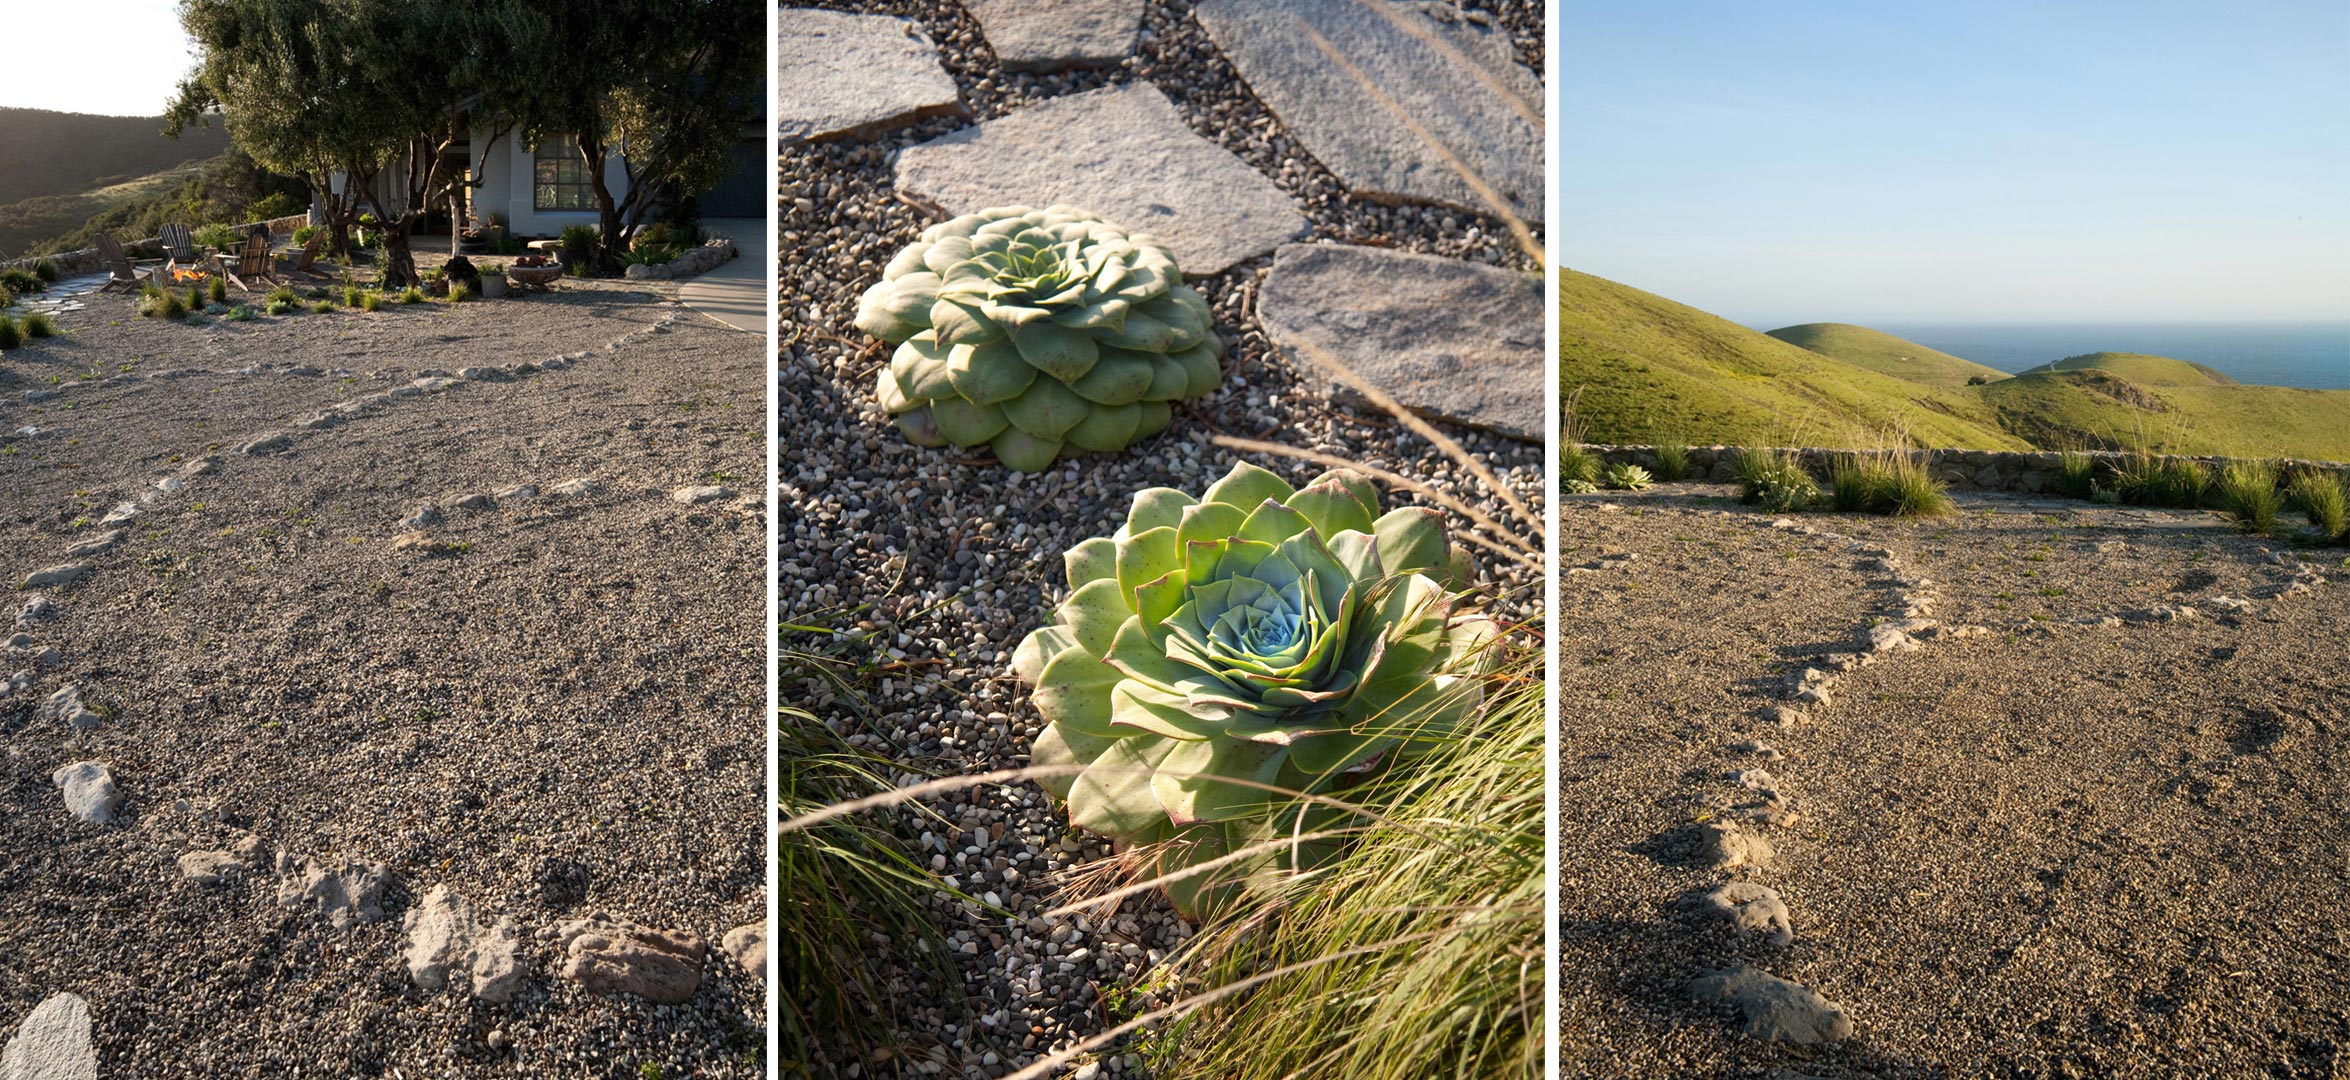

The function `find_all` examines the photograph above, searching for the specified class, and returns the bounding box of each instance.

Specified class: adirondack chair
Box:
[157,223,198,270]
[220,231,280,293]
[94,233,162,292]
[280,231,328,279]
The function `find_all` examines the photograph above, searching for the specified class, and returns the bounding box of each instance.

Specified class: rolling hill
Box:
[1764,322,2012,388]
[1560,268,2350,461]
[0,107,228,207]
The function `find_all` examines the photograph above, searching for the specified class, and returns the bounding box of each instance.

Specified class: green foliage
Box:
[1600,462,1652,491]
[0,318,21,350]
[560,224,600,263]
[342,284,363,307]
[184,283,206,312]
[1766,322,2010,389]
[400,287,425,305]
[1563,478,1598,495]
[1146,653,1539,1080]
[143,290,190,319]
[1651,441,1689,483]
[291,224,320,244]
[191,223,240,252]
[2108,450,2207,509]
[447,283,472,303]
[265,284,295,305]
[224,304,255,321]
[1013,461,1493,916]
[207,275,227,304]
[0,267,43,293]
[264,297,294,315]
[857,206,1223,471]
[1735,447,1818,513]
[2215,459,2283,534]
[1823,449,1952,517]
[243,190,301,221]
[358,289,383,312]
[2285,470,2349,543]
[309,299,334,314]
[20,312,58,338]
[2057,449,2097,500]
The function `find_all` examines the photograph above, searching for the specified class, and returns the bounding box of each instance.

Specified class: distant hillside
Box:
[1560,268,2350,461]
[0,107,228,207]
[1558,269,2025,448]
[1764,322,2011,389]
[2019,351,2236,387]
[1,148,304,259]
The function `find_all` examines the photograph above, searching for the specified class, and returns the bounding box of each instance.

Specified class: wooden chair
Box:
[158,223,198,270]
[94,233,162,292]
[280,231,328,279]
[220,232,280,293]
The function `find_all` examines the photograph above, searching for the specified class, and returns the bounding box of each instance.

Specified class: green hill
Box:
[2018,351,2236,387]
[1558,269,2025,448]
[1764,322,2011,389]
[1560,268,2350,461]
[1,147,305,259]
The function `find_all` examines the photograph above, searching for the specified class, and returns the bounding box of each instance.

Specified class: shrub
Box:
[1735,447,1817,512]
[1879,452,1954,517]
[1827,453,1886,513]
[32,259,59,283]
[854,205,1221,471]
[2110,449,2208,508]
[225,305,256,322]
[1012,461,1493,915]
[265,298,295,316]
[186,283,207,312]
[244,191,302,221]
[144,290,190,319]
[266,285,297,305]
[359,290,383,312]
[1828,449,1950,517]
[0,267,42,293]
[560,223,600,266]
[2057,449,2097,500]
[2285,470,2348,544]
[20,312,58,338]
[2214,459,2283,534]
[343,284,363,307]
[292,224,321,245]
[400,287,425,305]
[310,299,335,314]
[0,319,21,350]
[1652,442,1690,483]
[448,283,473,303]
[1601,463,1652,491]
[192,223,241,251]
[208,275,227,304]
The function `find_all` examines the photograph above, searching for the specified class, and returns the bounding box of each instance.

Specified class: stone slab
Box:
[1195,0,1544,219]
[0,994,96,1080]
[1257,243,1541,440]
[894,82,1307,275]
[964,0,1143,71]
[778,10,964,143]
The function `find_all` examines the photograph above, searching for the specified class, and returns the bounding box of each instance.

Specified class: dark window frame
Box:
[533,144,594,212]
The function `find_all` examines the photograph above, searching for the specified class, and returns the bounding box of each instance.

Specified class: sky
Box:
[0,1,194,117]
[1560,0,2350,324]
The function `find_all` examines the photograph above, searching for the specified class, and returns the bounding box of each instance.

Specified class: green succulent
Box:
[1012,461,1498,914]
[1563,479,1597,494]
[855,205,1223,472]
[1601,463,1652,491]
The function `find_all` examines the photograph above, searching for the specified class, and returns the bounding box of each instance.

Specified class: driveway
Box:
[677,216,766,333]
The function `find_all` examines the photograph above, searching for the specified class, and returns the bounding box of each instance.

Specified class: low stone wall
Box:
[621,234,738,281]
[1582,444,2350,494]
[2,213,313,280]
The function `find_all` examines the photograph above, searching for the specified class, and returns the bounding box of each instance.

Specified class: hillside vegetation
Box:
[1561,269,2350,461]
[0,108,230,206]
[1765,322,2012,388]
[2,148,304,259]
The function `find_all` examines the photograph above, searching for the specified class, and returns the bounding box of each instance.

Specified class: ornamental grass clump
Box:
[2285,470,2349,544]
[2215,458,2283,535]
[1651,441,1690,483]
[1828,448,1951,518]
[855,205,1222,472]
[1735,447,1817,513]
[20,312,56,338]
[1012,461,1496,915]
[0,318,21,351]
[2057,449,2097,500]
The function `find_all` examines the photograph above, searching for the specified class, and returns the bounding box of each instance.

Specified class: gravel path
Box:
[778,1,1543,1074]
[0,274,767,1076]
[1556,485,2349,1078]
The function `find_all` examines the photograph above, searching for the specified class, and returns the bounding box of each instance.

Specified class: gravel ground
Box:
[0,269,768,1076]
[778,1,1544,1074]
[1556,485,2349,1078]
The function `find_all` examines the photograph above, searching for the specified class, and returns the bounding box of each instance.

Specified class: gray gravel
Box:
[778,0,1542,1075]
[1556,485,2350,1078]
[0,270,765,1076]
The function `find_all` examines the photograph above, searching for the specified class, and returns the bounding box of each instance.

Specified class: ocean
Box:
[1862,322,2350,391]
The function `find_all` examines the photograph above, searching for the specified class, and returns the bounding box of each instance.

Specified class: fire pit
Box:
[506,263,564,291]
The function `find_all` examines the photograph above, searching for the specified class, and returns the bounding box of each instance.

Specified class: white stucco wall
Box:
[472,126,632,237]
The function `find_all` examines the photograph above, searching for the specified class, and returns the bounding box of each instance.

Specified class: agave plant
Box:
[854,206,1223,472]
[1012,461,1498,914]
[1601,463,1652,491]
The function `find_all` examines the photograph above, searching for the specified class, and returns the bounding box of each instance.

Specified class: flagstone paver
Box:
[1256,242,1542,440]
[1194,0,1544,219]
[893,82,1308,276]
[777,9,964,143]
[963,0,1144,71]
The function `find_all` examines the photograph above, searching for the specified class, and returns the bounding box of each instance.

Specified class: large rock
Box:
[549,912,706,1004]
[721,922,768,983]
[275,856,390,929]
[403,886,527,1004]
[894,82,1307,275]
[1689,967,1853,1044]
[0,993,96,1080]
[1194,0,1543,220]
[50,762,120,825]
[1257,243,1541,440]
[964,0,1142,71]
[20,564,89,590]
[778,10,963,143]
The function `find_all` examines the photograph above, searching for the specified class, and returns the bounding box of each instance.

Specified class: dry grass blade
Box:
[1212,436,1539,566]
[780,763,1420,838]
[1040,826,1370,919]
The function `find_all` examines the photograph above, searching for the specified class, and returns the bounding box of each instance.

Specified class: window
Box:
[534,144,593,211]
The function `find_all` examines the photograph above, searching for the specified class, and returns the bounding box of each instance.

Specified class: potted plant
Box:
[480,265,509,299]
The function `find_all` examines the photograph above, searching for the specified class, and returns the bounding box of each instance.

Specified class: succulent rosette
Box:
[853,205,1223,472]
[1011,461,1498,912]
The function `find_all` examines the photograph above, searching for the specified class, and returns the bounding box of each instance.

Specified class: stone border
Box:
[1578,444,2350,495]
[620,233,738,281]
[3,213,319,279]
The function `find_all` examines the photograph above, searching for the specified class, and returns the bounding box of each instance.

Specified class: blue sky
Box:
[1560,1,2350,324]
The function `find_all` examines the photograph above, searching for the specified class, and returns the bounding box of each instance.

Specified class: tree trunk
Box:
[381,220,419,289]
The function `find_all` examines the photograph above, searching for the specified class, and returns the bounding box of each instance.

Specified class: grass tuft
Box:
[1829,448,1952,517]
[0,318,21,350]
[20,312,56,339]
[1735,447,1817,513]
[309,299,335,314]
[400,287,426,305]
[265,298,296,316]
[1651,441,1690,483]
[448,283,473,303]
[208,276,227,304]
[2286,470,2349,544]
[2057,449,2097,500]
[359,290,384,313]
[2110,449,2208,508]
[1557,390,1598,486]
[2214,459,2283,534]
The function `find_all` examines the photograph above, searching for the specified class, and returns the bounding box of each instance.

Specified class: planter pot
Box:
[480,276,509,299]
